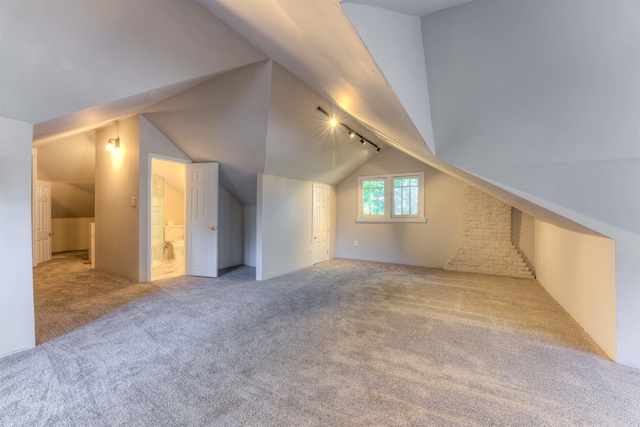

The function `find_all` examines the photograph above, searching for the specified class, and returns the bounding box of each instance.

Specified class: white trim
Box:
[357,172,426,223]
[146,153,191,282]
[390,172,424,219]
[32,148,38,267]
[311,183,331,265]
[356,217,426,223]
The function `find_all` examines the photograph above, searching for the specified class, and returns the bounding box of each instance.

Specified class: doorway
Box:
[149,157,187,281]
[312,184,329,265]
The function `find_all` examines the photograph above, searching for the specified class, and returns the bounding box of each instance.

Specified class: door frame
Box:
[146,153,191,282]
[311,183,330,265]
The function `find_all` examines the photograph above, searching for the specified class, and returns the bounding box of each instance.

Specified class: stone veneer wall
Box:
[445,186,534,279]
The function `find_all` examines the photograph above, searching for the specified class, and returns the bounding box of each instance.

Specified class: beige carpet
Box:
[2,254,639,425]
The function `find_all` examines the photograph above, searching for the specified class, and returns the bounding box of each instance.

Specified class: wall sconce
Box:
[106,138,120,152]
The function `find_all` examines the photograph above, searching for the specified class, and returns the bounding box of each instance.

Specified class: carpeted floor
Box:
[2,255,640,425]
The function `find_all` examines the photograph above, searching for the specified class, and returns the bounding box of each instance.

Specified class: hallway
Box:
[33,251,160,344]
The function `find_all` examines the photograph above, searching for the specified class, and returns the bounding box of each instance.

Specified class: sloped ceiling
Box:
[343,0,476,16]
[143,61,272,205]
[142,61,388,204]
[4,0,627,237]
[0,0,266,126]
[36,133,96,218]
[197,0,434,160]
[264,63,383,185]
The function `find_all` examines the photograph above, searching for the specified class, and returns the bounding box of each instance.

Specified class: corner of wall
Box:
[0,116,36,357]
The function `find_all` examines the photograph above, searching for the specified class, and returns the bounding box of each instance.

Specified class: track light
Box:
[316,106,381,153]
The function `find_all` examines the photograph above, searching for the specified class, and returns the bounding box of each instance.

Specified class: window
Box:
[357,172,425,223]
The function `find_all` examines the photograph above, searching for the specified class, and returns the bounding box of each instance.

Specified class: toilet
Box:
[163,225,185,260]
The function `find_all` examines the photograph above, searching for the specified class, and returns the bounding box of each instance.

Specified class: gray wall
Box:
[257,174,336,280]
[218,186,244,269]
[244,205,257,267]
[336,147,465,267]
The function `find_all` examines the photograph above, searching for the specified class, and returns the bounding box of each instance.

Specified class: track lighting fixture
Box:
[316,106,380,153]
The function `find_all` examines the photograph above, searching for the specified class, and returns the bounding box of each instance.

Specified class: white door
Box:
[151,175,165,267]
[312,184,329,265]
[35,180,52,263]
[186,163,219,277]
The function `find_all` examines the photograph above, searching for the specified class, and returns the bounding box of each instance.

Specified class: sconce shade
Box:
[106,138,120,152]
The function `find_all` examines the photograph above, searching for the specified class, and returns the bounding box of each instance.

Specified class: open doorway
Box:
[149,157,187,281]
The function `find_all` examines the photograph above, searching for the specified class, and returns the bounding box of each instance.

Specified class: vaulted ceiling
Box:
[2,0,637,240]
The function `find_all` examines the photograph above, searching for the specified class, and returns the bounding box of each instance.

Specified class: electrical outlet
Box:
[354,240,358,247]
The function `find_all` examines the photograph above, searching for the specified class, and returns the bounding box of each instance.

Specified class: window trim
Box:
[357,172,426,223]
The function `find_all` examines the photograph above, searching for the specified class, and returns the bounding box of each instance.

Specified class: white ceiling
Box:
[343,0,476,16]
[0,0,266,125]
[197,0,435,161]
[1,0,605,235]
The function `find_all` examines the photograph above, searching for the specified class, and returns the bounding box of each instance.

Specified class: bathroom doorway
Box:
[150,157,187,281]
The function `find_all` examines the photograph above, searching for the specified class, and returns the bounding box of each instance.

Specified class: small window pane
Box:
[391,175,421,217]
[362,179,384,217]
[411,186,418,215]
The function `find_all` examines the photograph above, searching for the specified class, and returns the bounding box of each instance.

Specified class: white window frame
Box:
[357,172,426,223]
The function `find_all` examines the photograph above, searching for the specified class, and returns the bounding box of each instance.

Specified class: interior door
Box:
[35,180,52,263]
[312,184,329,265]
[185,163,219,277]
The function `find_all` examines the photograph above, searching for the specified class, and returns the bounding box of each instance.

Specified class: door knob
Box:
[48,232,54,236]
[210,226,217,231]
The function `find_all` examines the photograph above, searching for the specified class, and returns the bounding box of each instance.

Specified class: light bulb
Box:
[329,117,337,127]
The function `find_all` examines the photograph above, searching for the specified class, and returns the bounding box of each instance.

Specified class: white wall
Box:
[51,217,94,253]
[95,117,141,282]
[422,0,640,368]
[257,174,336,280]
[244,205,257,267]
[0,117,35,358]
[336,147,465,267]
[218,186,244,269]
[533,220,617,359]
